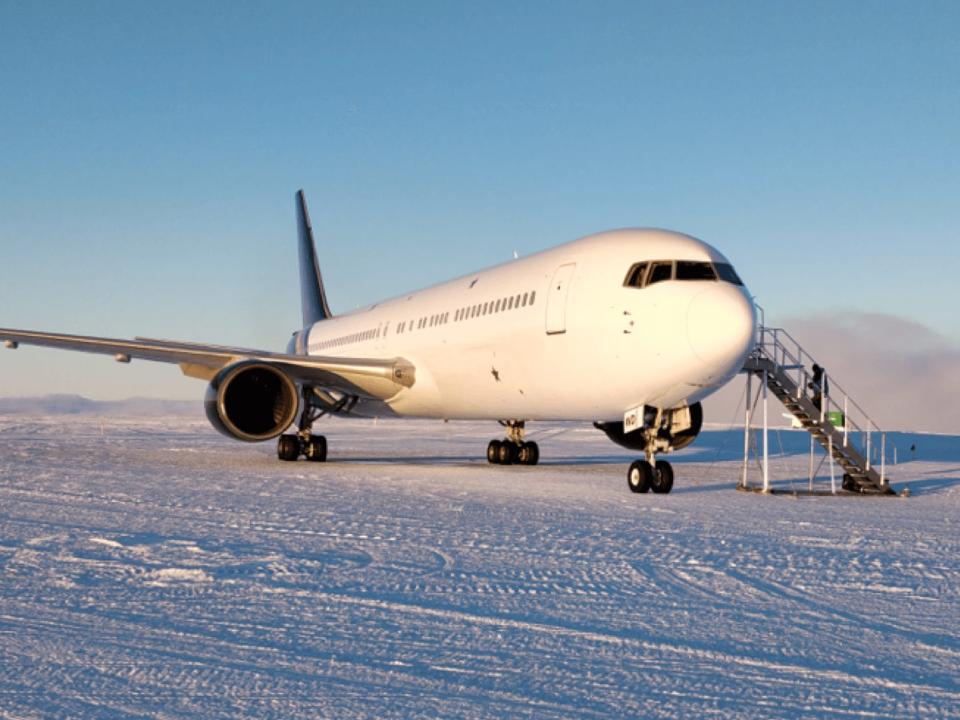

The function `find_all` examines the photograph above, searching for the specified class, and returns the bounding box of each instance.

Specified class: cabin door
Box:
[545,263,576,335]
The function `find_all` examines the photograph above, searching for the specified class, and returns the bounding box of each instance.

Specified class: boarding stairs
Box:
[742,326,895,495]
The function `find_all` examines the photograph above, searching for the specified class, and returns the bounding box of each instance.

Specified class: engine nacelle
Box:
[204,361,299,442]
[596,402,703,453]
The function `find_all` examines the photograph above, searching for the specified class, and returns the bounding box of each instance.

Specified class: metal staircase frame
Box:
[740,320,896,495]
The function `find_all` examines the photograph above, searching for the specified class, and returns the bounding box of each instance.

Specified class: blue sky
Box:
[1,1,958,400]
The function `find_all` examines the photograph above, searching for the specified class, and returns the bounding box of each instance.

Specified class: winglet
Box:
[296,190,333,325]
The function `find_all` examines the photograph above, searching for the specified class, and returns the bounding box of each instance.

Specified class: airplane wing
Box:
[0,327,415,401]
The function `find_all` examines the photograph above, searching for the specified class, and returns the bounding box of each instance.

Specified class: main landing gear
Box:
[277,433,327,462]
[277,387,329,462]
[487,420,539,466]
[627,458,674,494]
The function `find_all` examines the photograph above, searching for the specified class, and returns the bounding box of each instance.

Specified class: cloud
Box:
[702,312,960,434]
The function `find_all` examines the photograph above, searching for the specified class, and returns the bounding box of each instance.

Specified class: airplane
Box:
[1,191,756,494]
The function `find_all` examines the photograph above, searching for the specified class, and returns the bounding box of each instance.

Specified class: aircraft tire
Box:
[497,441,516,465]
[277,435,300,462]
[519,441,539,465]
[487,440,502,464]
[652,460,674,494]
[627,460,652,493]
[304,435,327,462]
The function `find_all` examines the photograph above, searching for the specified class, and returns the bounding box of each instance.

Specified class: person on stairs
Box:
[809,363,829,412]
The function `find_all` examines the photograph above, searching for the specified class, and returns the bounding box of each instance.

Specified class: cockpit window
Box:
[624,262,647,288]
[647,261,673,285]
[624,259,744,289]
[675,261,717,281]
[715,263,743,286]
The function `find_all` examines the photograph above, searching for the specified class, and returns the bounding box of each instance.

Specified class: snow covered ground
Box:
[0,414,958,718]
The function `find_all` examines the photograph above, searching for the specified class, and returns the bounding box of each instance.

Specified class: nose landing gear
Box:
[622,409,678,494]
[627,458,674,493]
[487,421,539,466]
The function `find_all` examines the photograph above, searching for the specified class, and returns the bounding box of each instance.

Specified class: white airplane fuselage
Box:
[295,228,756,422]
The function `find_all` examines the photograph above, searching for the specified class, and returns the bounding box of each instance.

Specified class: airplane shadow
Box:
[662,482,736,494]
[318,455,742,494]
[895,475,960,496]
[330,454,637,467]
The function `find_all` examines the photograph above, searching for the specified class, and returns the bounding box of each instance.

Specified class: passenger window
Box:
[715,263,744,286]
[676,261,717,281]
[530,291,536,305]
[647,261,673,285]
[624,263,647,288]
[522,292,529,306]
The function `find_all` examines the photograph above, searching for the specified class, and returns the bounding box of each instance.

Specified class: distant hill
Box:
[0,394,199,417]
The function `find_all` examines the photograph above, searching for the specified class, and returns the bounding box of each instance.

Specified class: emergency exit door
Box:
[545,263,576,334]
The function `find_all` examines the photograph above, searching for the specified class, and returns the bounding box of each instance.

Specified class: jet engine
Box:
[595,402,703,453]
[204,361,299,442]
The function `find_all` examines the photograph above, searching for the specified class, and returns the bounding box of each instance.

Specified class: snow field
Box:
[0,415,957,718]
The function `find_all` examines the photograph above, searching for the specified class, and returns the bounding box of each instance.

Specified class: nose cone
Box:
[687,285,756,375]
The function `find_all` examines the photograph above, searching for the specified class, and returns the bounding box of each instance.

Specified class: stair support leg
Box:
[742,372,752,488]
[880,432,886,488]
[762,369,770,493]
[829,435,836,494]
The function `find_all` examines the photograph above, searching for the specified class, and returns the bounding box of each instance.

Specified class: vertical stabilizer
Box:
[296,190,333,325]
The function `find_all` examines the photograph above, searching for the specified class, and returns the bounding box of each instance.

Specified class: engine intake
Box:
[204,362,299,442]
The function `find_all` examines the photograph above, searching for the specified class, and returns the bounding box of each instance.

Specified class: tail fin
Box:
[296,190,333,325]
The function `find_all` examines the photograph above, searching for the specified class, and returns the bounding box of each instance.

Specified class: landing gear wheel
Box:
[627,460,653,493]
[496,442,516,465]
[487,440,502,464]
[518,441,540,466]
[277,435,300,462]
[304,435,327,462]
[652,460,674,494]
